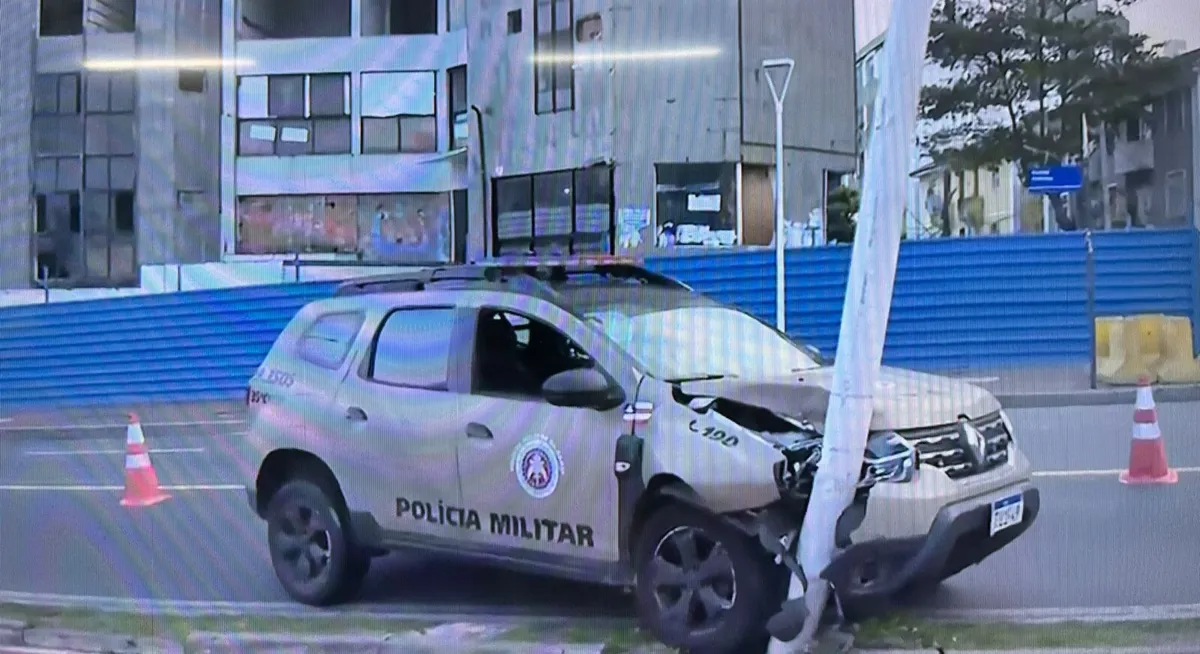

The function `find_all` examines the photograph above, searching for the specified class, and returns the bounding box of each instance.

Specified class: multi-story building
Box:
[465,0,857,255]
[218,0,470,266]
[1088,46,1200,230]
[1,0,857,289]
[3,0,222,289]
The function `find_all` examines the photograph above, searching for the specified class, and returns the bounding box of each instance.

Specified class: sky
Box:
[855,0,1200,52]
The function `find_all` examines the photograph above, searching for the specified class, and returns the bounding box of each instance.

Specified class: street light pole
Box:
[763,58,795,333]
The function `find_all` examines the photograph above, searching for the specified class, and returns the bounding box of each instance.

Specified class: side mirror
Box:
[542,368,625,410]
[802,344,832,365]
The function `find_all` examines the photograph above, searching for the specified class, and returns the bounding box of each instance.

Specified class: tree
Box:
[826,185,859,243]
[920,0,1188,230]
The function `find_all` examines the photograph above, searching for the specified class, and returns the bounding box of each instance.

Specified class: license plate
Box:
[989,493,1024,536]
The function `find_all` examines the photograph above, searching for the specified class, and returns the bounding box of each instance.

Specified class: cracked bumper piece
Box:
[821,483,1040,614]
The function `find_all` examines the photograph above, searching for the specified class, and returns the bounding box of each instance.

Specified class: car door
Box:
[332,303,470,540]
[454,303,627,567]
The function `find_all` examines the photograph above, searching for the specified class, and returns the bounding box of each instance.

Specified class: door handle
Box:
[466,422,493,440]
[345,406,368,422]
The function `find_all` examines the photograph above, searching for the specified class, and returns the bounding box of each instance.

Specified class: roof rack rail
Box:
[333,267,496,296]
[473,257,689,290]
[332,258,689,297]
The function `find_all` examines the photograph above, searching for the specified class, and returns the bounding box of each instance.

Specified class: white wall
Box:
[0,260,421,306]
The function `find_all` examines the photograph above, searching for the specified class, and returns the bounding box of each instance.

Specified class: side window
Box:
[473,309,596,398]
[297,311,364,370]
[370,307,457,390]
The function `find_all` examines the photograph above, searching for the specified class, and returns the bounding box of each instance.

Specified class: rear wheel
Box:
[632,503,786,654]
[265,479,370,606]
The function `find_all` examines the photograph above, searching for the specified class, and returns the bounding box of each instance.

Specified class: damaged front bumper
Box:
[754,482,1040,640]
[822,482,1040,615]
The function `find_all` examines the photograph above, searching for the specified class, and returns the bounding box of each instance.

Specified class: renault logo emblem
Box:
[959,419,987,464]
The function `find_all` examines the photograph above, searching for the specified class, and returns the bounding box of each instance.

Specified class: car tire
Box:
[632,502,786,654]
[265,479,371,606]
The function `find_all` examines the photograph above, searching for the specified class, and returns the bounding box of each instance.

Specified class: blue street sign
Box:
[1027,165,1083,194]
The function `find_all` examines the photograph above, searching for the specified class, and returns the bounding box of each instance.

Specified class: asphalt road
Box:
[0,400,1198,616]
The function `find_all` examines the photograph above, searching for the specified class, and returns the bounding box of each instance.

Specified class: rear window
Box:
[297,311,365,370]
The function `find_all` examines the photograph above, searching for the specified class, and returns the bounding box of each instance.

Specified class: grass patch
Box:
[497,621,664,653]
[854,614,1200,650]
[9,603,1200,652]
[0,602,436,643]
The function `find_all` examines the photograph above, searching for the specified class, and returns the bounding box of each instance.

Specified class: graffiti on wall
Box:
[236,193,451,263]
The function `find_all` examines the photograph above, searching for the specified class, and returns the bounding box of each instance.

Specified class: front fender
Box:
[641,424,786,514]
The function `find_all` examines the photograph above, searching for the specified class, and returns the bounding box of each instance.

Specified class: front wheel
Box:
[265,479,371,606]
[632,503,786,654]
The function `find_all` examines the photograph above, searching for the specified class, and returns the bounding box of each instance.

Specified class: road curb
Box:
[864,643,1200,648]
[0,590,637,624]
[186,631,619,653]
[0,614,676,654]
[996,384,1200,408]
[921,603,1200,624]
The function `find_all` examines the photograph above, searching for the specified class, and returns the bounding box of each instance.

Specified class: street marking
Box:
[0,419,244,432]
[0,484,242,492]
[24,447,207,457]
[955,376,1001,383]
[1034,466,1200,478]
[22,444,206,453]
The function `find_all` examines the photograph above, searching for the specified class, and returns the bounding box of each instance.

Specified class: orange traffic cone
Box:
[1119,376,1178,485]
[120,413,171,507]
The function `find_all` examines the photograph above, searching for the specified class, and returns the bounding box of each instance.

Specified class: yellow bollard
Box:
[1095,317,1123,381]
[1154,316,1200,383]
[1100,314,1157,385]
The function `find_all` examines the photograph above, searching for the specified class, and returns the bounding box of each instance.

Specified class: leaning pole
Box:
[766,0,937,651]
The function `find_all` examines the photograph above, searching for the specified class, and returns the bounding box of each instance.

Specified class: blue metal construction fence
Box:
[0,229,1196,409]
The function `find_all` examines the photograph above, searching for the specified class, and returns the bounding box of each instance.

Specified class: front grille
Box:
[893,411,1011,480]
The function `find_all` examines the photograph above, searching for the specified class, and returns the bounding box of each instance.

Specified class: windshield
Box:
[585,306,821,381]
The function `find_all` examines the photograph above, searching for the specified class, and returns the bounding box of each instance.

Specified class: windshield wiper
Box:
[667,373,730,383]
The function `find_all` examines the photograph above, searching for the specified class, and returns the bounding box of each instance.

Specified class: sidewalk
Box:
[933,362,1200,408]
[0,621,675,654]
[0,401,246,430]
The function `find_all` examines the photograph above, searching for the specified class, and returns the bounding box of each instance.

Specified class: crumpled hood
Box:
[678,366,1001,431]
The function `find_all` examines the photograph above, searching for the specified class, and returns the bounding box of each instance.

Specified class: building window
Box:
[507,9,522,33]
[361,71,437,154]
[178,69,206,93]
[1166,91,1186,133]
[84,0,135,33]
[236,192,454,262]
[654,163,737,247]
[533,0,574,114]
[363,0,437,36]
[448,66,468,150]
[237,73,352,156]
[33,71,137,287]
[40,0,84,36]
[1125,116,1143,141]
[491,166,614,255]
[240,0,350,39]
[1165,169,1187,222]
[446,0,466,31]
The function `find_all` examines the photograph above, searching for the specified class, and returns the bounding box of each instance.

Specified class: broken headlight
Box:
[862,431,918,484]
[773,430,918,503]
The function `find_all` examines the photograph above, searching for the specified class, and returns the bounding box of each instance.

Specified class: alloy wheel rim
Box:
[649,526,737,635]
[272,503,333,585]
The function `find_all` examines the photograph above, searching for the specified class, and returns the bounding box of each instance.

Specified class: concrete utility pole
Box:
[766,1,937,652]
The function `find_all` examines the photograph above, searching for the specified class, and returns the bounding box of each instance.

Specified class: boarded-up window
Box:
[235,195,359,255]
[235,193,452,262]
